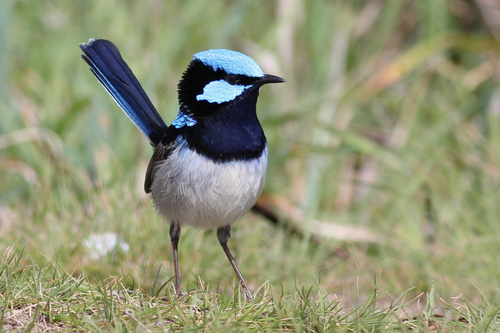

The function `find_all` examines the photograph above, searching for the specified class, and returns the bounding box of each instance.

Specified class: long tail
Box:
[80,38,167,146]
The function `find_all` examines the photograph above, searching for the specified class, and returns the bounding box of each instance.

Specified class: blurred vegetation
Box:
[2,0,500,329]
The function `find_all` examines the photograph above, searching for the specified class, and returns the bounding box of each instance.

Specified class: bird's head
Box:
[178,49,284,117]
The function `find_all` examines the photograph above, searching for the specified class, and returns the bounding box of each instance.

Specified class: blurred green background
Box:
[2,0,500,304]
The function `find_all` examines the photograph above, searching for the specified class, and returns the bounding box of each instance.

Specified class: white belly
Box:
[150,141,268,229]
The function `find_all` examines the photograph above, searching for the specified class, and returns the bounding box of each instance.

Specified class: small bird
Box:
[80,38,284,301]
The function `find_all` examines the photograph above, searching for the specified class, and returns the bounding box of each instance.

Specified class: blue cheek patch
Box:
[196,80,250,104]
[172,111,197,129]
[194,49,265,78]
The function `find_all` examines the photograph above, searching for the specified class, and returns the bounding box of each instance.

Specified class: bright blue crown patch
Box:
[194,49,265,78]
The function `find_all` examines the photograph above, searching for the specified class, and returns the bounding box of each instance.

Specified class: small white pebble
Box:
[83,232,130,260]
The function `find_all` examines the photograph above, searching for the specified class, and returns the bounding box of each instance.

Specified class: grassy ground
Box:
[2,0,500,331]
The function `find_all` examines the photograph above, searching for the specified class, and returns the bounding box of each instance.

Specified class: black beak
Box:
[255,74,285,85]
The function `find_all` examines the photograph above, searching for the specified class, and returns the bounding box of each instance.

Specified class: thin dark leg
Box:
[217,226,254,302]
[169,223,181,298]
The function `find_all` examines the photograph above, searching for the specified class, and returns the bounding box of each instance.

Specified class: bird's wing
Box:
[144,129,180,193]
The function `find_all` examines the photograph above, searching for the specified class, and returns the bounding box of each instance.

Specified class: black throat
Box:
[181,89,266,162]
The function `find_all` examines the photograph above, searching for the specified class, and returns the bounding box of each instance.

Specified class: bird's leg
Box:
[217,226,254,302]
[169,222,182,298]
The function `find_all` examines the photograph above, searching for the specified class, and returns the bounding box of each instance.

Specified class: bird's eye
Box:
[226,74,241,85]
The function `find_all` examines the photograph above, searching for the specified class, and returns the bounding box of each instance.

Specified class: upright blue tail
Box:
[80,39,167,146]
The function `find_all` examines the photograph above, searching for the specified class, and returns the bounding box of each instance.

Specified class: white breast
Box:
[150,140,268,229]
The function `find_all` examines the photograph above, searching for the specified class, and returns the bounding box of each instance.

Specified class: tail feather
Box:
[80,38,167,146]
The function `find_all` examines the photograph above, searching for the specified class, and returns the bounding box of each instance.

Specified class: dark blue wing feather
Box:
[80,39,167,146]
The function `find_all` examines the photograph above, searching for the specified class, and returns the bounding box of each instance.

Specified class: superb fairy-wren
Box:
[80,39,284,301]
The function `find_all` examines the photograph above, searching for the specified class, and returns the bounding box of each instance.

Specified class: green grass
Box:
[1,248,493,332]
[2,0,500,331]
